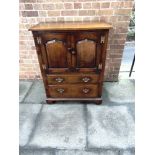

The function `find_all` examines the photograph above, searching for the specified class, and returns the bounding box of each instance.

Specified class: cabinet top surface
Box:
[29,21,112,31]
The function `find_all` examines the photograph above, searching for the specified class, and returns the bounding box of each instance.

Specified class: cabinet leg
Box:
[46,100,56,104]
[95,100,102,105]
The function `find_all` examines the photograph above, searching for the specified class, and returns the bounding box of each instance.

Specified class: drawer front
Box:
[47,74,99,84]
[40,32,68,42]
[48,84,98,98]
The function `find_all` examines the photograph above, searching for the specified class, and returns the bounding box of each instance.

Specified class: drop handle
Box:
[82,88,90,94]
[82,77,91,83]
[57,88,65,94]
[55,77,64,83]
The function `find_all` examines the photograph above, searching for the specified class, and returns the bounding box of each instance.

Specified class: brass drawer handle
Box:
[82,88,90,94]
[57,88,65,93]
[82,77,91,83]
[55,77,64,83]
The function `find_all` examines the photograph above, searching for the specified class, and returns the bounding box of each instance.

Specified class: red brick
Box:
[38,11,47,17]
[79,10,95,16]
[42,4,55,10]
[100,16,109,22]
[19,24,25,29]
[74,17,83,21]
[55,3,64,9]
[111,2,124,8]
[113,34,127,40]
[36,18,45,22]
[90,16,100,21]
[114,21,130,27]
[114,9,132,15]
[74,3,82,9]
[109,16,118,23]
[110,49,124,54]
[19,4,25,10]
[45,18,57,22]
[57,17,65,22]
[117,16,130,22]
[33,4,43,10]
[110,53,123,59]
[48,11,60,16]
[100,2,110,8]
[83,3,91,9]
[114,27,128,33]
[83,17,91,22]
[61,10,78,16]
[19,36,28,40]
[109,39,126,45]
[110,45,124,50]
[22,11,38,17]
[64,3,73,9]
[20,18,27,23]
[64,17,74,22]
[124,1,133,8]
[25,4,33,10]
[92,3,100,9]
[20,0,36,2]
[97,10,113,16]
[79,0,95,1]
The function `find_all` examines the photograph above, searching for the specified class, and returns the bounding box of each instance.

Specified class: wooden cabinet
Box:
[29,22,112,104]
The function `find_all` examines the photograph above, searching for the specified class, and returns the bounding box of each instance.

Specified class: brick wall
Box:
[19,0,134,81]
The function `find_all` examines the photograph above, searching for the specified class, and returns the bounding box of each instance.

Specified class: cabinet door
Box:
[74,32,101,71]
[39,32,71,73]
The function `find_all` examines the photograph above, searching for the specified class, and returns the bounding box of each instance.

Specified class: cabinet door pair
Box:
[37,31,106,73]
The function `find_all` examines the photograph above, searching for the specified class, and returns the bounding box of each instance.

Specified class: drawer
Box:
[75,31,100,41]
[40,32,67,42]
[48,84,98,98]
[47,73,99,84]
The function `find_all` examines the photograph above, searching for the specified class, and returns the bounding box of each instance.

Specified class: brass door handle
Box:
[55,77,64,83]
[57,88,65,93]
[68,47,76,55]
[82,88,90,94]
[82,77,91,83]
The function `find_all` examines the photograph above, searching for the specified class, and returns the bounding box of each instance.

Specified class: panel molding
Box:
[76,38,97,68]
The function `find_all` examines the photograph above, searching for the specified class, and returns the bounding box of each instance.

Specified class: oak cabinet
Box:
[29,22,112,104]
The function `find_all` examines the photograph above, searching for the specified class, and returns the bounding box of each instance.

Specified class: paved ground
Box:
[120,42,135,72]
[19,79,135,155]
[119,41,135,80]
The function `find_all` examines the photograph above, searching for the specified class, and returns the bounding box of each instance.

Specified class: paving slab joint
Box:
[19,147,56,155]
[22,80,35,103]
[83,104,88,149]
[25,104,44,146]
[119,148,135,155]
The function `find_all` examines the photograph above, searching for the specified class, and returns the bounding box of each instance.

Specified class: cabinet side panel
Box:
[32,31,50,97]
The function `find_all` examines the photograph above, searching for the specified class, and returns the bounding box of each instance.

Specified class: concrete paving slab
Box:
[103,80,135,104]
[19,81,33,102]
[29,104,86,149]
[120,42,135,72]
[19,104,42,146]
[56,150,118,155]
[24,80,46,104]
[119,72,135,80]
[19,149,54,155]
[87,105,135,149]
[122,150,135,155]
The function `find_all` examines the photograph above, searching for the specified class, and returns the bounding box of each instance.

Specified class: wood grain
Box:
[29,21,112,31]
[30,21,112,104]
[48,84,98,98]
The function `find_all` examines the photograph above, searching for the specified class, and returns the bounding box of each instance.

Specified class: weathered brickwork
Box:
[19,0,134,81]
